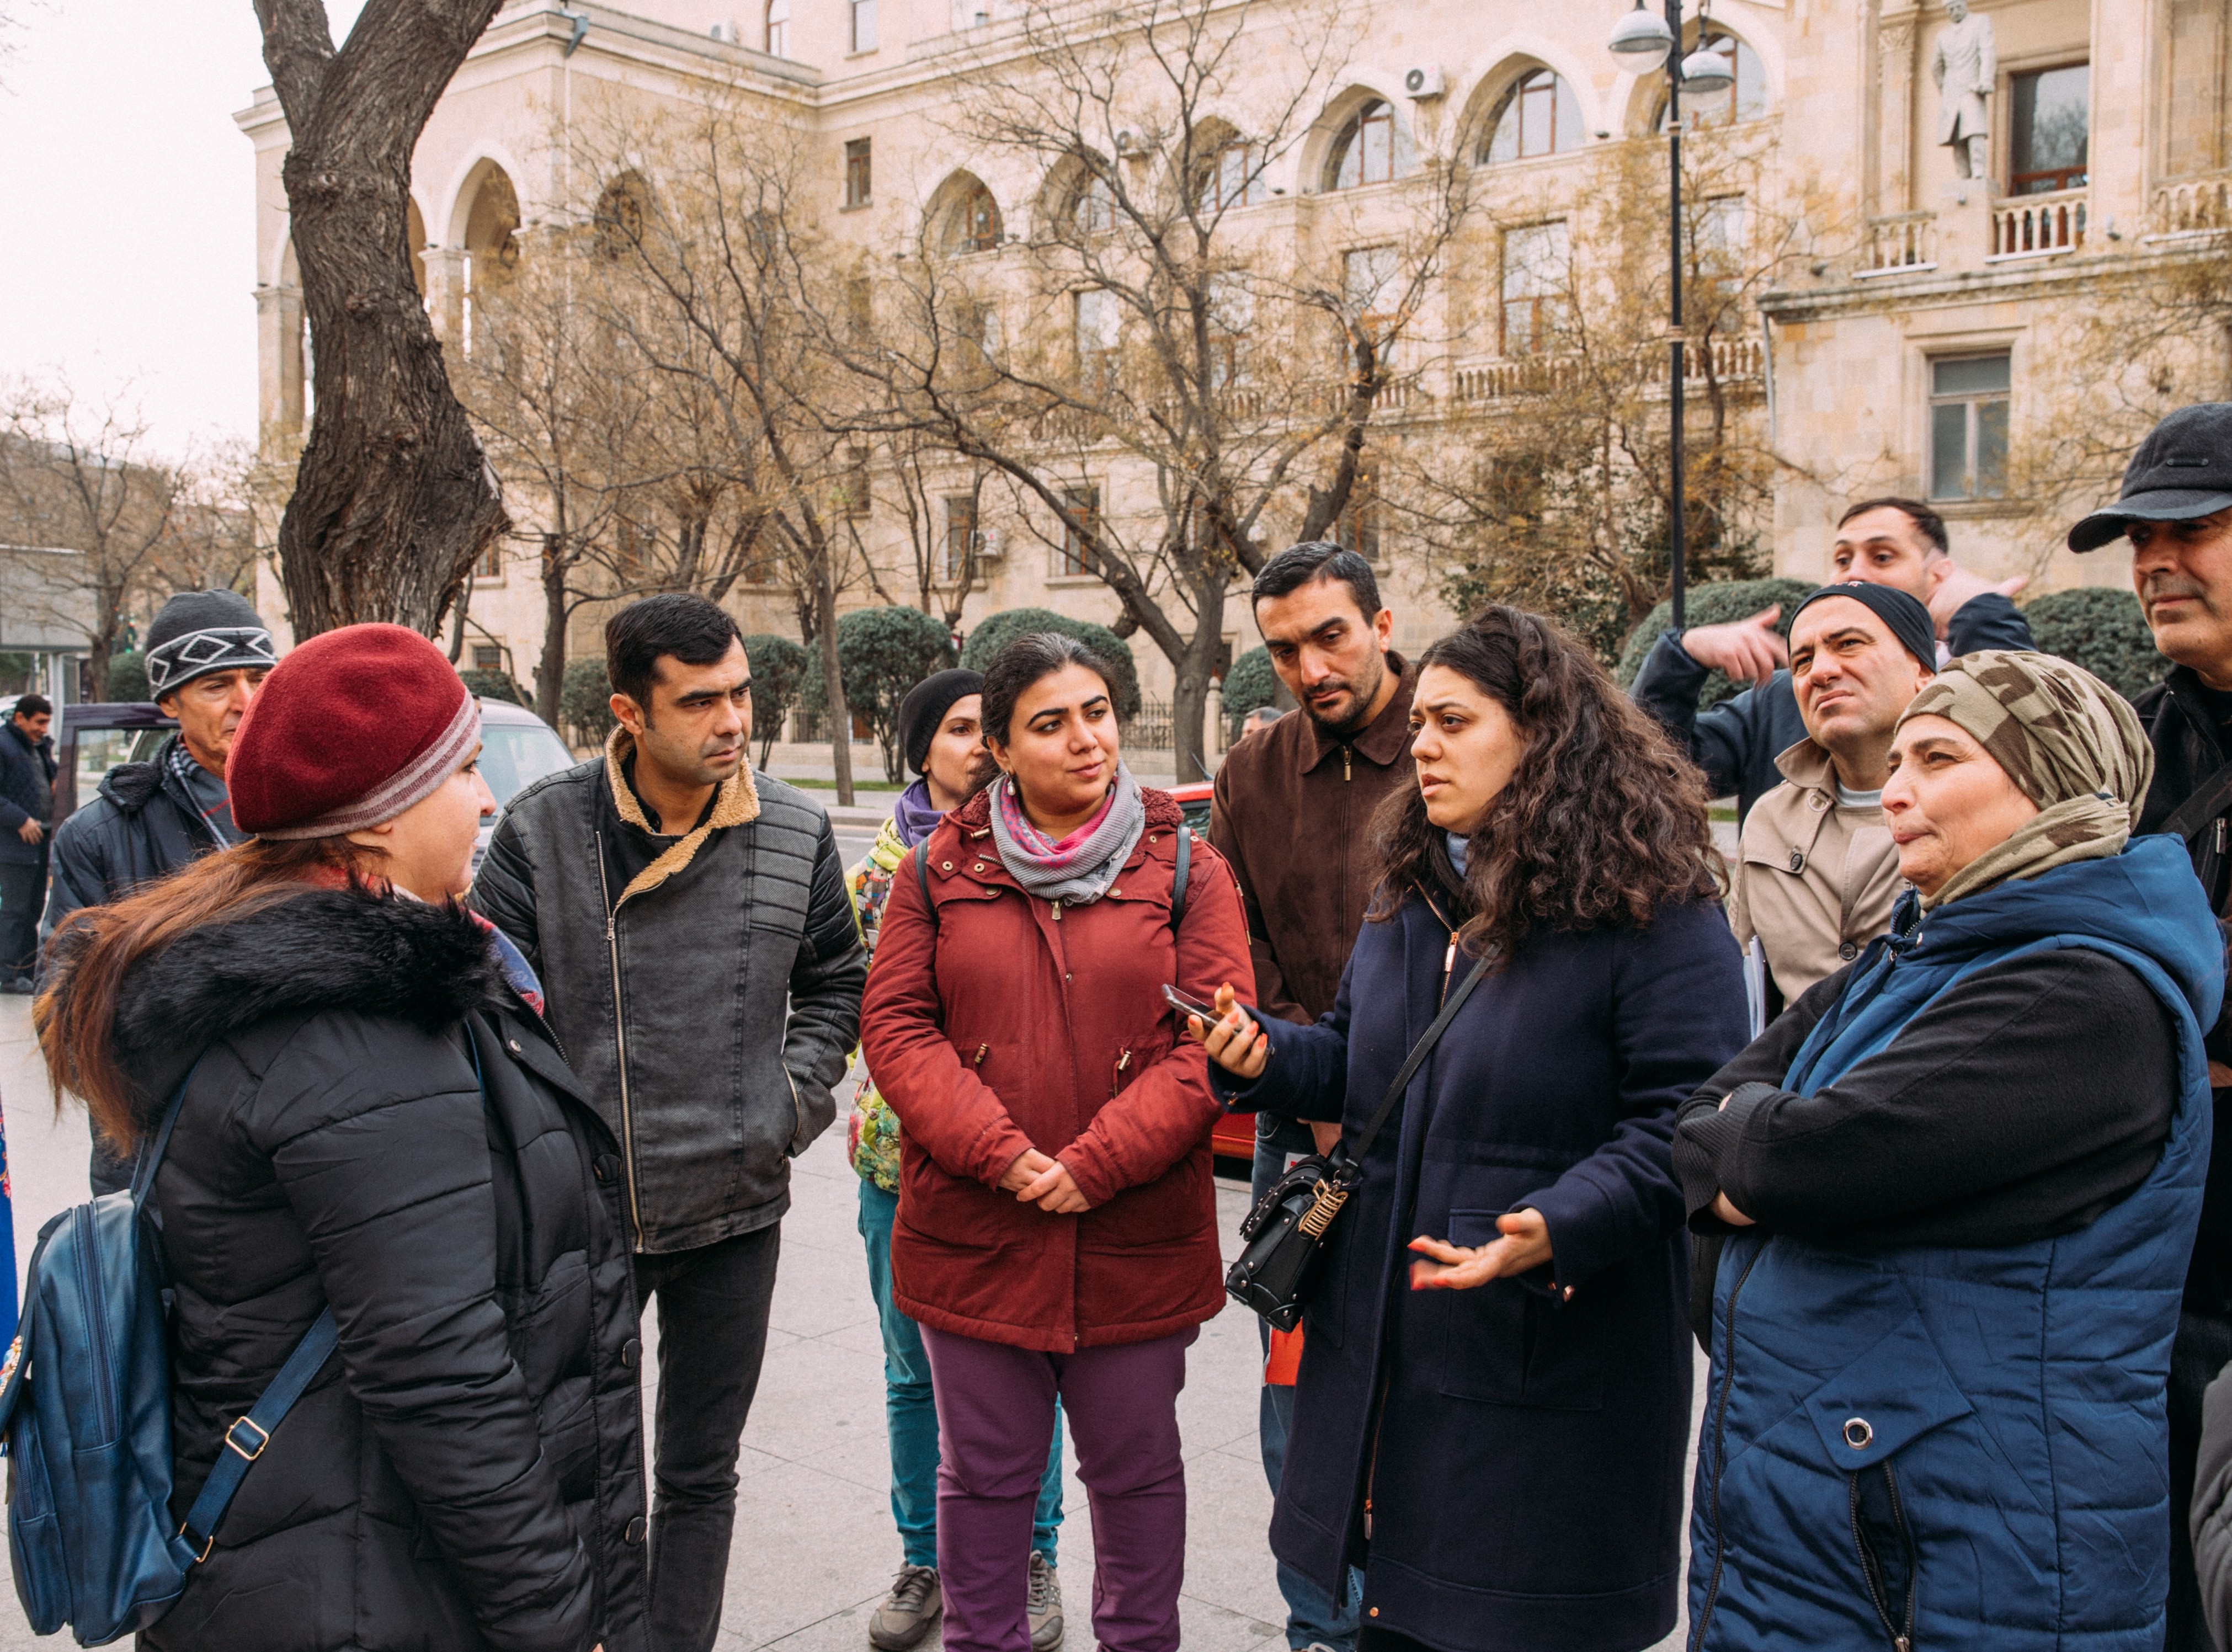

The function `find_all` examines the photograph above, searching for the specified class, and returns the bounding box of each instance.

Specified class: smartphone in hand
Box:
[1162,983,1221,1021]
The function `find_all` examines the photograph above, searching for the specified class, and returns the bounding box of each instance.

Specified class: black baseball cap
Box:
[2068,403,2232,552]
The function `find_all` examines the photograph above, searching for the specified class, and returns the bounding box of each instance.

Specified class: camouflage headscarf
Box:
[1895,649,2153,910]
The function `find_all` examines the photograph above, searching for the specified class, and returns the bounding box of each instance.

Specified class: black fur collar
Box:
[72,888,507,1119]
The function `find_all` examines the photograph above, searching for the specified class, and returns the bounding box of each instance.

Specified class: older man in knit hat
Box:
[44,587,275,1191]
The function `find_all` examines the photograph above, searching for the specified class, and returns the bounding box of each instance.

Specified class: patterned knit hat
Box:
[227,624,481,839]
[143,589,276,699]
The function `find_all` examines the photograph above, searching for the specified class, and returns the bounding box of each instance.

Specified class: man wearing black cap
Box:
[1631,497,2033,819]
[2065,402,2232,1652]
[1725,583,1937,1016]
[44,588,275,1189]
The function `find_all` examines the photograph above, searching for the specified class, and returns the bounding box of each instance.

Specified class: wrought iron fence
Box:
[1127,697,1173,750]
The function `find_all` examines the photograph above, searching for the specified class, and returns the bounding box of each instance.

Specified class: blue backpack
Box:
[0,1067,337,1646]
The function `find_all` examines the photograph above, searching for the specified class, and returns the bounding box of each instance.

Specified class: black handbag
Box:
[1224,947,1498,1330]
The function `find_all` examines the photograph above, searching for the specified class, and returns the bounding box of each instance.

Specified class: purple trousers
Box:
[919,1323,1196,1652]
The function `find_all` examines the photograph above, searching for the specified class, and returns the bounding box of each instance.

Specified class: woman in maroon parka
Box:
[859,631,1253,1652]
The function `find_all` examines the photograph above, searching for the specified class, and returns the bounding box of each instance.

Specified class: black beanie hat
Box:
[1789,582,1937,673]
[899,668,985,775]
[144,589,276,699]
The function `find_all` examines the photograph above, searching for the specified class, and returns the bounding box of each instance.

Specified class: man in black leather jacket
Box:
[1629,497,2033,819]
[2064,402,2232,1652]
[468,594,864,1652]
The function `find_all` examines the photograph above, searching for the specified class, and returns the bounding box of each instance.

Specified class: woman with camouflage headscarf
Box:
[1670,651,2225,1652]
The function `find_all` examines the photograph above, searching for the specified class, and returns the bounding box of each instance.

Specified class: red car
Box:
[1169,781,1258,1173]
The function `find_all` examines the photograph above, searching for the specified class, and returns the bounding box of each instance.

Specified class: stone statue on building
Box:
[1931,0,1996,180]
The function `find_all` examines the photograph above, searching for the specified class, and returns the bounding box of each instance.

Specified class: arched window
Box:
[1658,30,1767,130]
[1201,140,1267,210]
[956,182,1003,253]
[1072,169,1117,235]
[765,0,789,57]
[1480,68,1583,164]
[1325,99,1415,190]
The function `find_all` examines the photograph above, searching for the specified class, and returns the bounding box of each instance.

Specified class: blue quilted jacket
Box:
[1688,838,2223,1651]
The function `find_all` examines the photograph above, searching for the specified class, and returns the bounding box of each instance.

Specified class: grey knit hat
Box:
[143,590,277,699]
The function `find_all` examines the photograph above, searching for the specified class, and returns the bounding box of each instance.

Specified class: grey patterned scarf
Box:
[987,763,1146,905]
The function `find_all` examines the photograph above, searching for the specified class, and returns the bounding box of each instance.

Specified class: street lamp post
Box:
[1608,3,1733,633]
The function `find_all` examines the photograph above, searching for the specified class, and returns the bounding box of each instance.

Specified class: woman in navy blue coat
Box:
[1198,607,1748,1652]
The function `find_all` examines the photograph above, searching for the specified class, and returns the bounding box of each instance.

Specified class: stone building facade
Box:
[236,0,2231,707]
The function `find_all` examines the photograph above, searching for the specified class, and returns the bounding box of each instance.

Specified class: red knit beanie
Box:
[228,624,481,840]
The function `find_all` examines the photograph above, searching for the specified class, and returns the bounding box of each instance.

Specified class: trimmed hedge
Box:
[1614,577,1820,712]
[958,607,1143,722]
[2022,587,2166,701]
[461,667,529,706]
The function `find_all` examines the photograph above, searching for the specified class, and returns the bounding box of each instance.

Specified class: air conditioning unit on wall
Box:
[1403,64,1446,99]
[977,530,1004,560]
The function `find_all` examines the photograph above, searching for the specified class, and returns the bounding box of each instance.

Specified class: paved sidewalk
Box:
[0,996,1692,1650]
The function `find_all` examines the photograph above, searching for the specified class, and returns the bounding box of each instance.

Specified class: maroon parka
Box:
[857,784,1254,1352]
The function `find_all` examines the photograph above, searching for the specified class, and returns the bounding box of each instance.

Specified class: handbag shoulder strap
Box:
[1345,944,1498,1166]
[2162,760,2232,845]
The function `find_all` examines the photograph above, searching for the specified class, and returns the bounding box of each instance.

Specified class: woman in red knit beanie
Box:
[38,624,647,1652]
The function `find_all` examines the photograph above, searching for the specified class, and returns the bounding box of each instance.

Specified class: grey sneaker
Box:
[869,1564,942,1651]
[1027,1552,1064,1649]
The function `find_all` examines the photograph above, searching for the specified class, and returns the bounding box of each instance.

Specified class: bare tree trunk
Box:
[254,0,508,639]
[536,534,569,727]
[813,562,853,807]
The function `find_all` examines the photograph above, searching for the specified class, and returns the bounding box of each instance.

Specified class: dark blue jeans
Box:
[1253,1115,1362,1651]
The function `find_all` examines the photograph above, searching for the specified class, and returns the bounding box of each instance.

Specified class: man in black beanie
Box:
[45,588,275,1189]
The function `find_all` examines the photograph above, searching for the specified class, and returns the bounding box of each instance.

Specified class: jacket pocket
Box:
[1435,1208,1604,1410]
[1801,1310,1974,1650]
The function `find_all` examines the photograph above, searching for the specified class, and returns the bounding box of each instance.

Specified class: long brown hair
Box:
[1370,605,1719,956]
[38,836,377,1151]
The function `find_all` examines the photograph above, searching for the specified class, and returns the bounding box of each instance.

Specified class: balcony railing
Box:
[1861,210,1937,275]
[1989,189,2087,260]
[1447,335,1761,405]
[2154,173,2232,236]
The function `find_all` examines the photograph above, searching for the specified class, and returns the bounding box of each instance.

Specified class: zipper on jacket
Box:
[1112,1047,1132,1096]
[974,1043,989,1067]
[1849,1463,1917,1652]
[74,1207,118,1440]
[1343,744,1352,781]
[594,834,647,1249]
[1691,1240,1765,1651]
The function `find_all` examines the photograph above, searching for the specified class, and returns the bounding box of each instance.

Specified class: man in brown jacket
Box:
[1208,539,1415,1652]
[1728,582,1936,1016]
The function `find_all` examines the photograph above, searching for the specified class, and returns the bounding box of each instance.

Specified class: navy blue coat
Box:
[1219,889,1748,1652]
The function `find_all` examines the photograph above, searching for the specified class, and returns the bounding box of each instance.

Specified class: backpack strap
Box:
[1171,828,1192,932]
[172,1021,493,1566]
[916,843,936,931]
[175,1307,338,1563]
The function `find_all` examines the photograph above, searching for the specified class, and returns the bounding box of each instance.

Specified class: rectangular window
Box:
[850,0,878,51]
[1056,485,1099,577]
[1500,221,1569,356]
[845,138,873,208]
[2009,64,2089,194]
[472,644,503,672]
[475,541,503,579]
[1344,246,1400,370]
[1207,142,1268,210]
[845,277,873,340]
[941,495,979,581]
[1929,353,2011,500]
[840,446,872,518]
[1694,195,1748,275]
[1075,289,1120,391]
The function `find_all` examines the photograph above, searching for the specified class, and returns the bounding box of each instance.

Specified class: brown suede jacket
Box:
[1208,654,1416,1025]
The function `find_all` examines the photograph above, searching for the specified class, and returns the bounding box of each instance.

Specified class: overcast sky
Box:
[0,0,366,460]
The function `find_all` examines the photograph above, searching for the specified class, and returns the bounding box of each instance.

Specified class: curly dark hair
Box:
[1371,605,1720,956]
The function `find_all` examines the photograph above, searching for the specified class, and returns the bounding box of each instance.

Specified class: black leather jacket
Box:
[467,740,865,1254]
